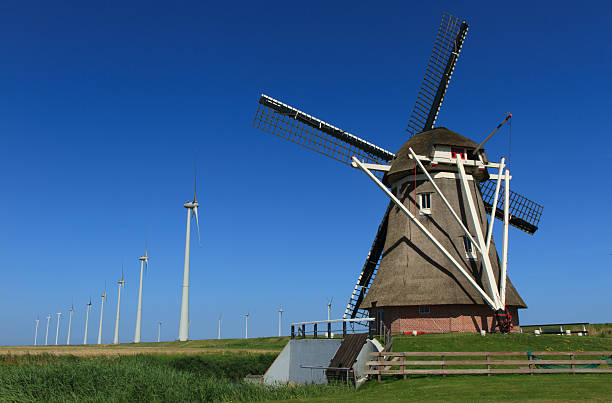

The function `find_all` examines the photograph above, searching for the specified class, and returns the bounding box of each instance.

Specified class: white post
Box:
[456,159,502,310]
[44,315,50,346]
[158,321,162,342]
[245,314,249,339]
[218,317,221,340]
[55,312,61,345]
[97,294,105,345]
[485,157,505,252]
[178,208,192,342]
[67,309,73,345]
[84,304,91,345]
[34,319,39,346]
[134,260,144,343]
[407,147,482,253]
[500,169,510,307]
[351,156,497,310]
[278,309,283,337]
[114,282,123,344]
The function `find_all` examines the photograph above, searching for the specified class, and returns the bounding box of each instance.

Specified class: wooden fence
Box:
[366,351,612,381]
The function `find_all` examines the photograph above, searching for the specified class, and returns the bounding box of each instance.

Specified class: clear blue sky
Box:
[1,1,610,346]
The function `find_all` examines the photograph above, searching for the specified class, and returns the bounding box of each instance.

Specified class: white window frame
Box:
[419,193,432,215]
[463,236,478,260]
[419,306,430,315]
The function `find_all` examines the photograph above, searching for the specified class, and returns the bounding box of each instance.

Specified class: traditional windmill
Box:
[252,13,543,333]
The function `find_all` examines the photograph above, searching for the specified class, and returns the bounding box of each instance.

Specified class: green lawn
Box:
[268,374,612,402]
[2,333,611,402]
[116,336,290,351]
[391,332,612,353]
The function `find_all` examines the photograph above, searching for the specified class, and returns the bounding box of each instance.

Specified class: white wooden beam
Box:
[351,156,498,311]
[351,162,391,172]
[456,159,502,310]
[485,157,505,253]
[500,169,510,307]
[407,147,482,254]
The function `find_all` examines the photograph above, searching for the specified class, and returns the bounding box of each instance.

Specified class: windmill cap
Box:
[383,127,488,186]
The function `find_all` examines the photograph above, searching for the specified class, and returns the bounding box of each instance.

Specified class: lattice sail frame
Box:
[479,180,543,234]
[253,94,542,234]
[254,94,395,167]
[406,13,469,137]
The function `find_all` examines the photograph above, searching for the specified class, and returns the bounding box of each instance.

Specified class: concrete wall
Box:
[264,339,342,385]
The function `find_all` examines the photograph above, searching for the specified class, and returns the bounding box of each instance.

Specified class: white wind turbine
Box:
[67,305,74,345]
[134,246,148,343]
[278,308,283,337]
[55,312,62,345]
[44,314,51,346]
[97,288,107,345]
[178,167,201,342]
[158,321,162,342]
[327,297,333,321]
[34,317,40,346]
[244,313,249,339]
[218,316,222,340]
[114,272,125,344]
[84,299,92,345]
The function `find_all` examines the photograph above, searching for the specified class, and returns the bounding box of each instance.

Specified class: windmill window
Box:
[419,306,430,315]
[463,236,478,260]
[419,193,432,215]
[451,147,466,159]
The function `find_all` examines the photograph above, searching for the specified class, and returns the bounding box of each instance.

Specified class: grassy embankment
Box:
[2,329,611,402]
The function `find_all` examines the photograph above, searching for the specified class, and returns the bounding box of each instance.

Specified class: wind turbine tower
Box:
[218,316,222,340]
[278,308,283,337]
[327,298,333,321]
[178,168,200,342]
[34,318,39,346]
[54,312,62,345]
[67,305,74,345]
[97,290,107,345]
[44,314,51,346]
[134,246,148,343]
[158,321,162,342]
[84,299,92,345]
[114,273,125,344]
[245,313,249,339]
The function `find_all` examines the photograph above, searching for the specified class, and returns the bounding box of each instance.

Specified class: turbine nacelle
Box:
[183,201,199,209]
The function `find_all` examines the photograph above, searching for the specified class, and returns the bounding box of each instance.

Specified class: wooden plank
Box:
[365,368,612,376]
[366,359,608,366]
[370,351,612,357]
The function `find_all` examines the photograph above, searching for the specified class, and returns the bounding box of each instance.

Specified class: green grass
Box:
[266,374,612,402]
[0,353,343,402]
[392,332,612,353]
[2,333,611,402]
[126,336,290,351]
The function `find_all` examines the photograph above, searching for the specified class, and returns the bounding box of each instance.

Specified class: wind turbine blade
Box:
[194,206,201,246]
[193,154,197,202]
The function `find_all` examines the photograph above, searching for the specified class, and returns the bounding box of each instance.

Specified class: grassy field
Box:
[1,332,611,402]
[0,336,290,356]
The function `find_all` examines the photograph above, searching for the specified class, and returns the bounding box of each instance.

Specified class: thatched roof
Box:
[363,131,526,310]
[383,127,485,186]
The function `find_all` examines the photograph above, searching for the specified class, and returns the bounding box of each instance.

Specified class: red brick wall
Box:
[371,305,520,334]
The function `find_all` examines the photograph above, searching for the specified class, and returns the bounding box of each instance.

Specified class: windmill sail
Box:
[479,180,543,234]
[254,94,394,167]
[406,13,469,137]
[254,95,542,233]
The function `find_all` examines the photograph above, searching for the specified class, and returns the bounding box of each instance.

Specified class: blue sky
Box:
[0,1,610,346]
